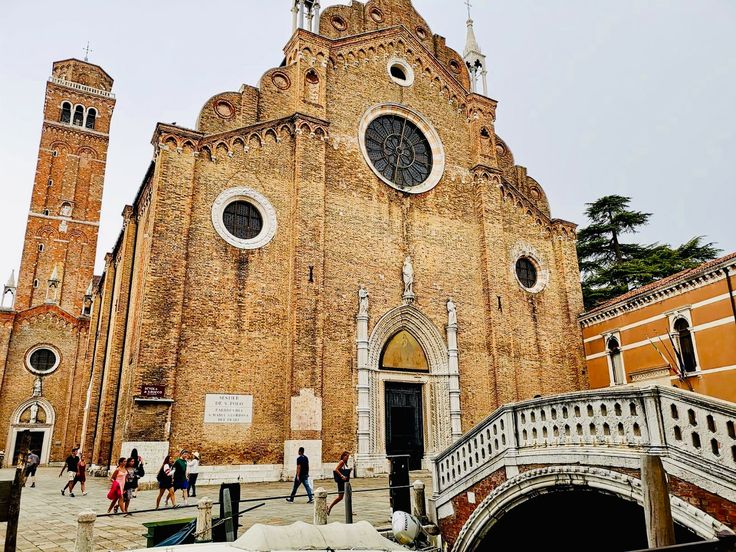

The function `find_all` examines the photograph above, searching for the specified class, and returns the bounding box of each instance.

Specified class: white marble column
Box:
[356,288,371,459]
[313,2,321,34]
[298,0,305,30]
[292,2,300,32]
[446,300,463,441]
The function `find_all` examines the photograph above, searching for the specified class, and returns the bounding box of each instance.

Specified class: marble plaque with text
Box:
[204,394,253,424]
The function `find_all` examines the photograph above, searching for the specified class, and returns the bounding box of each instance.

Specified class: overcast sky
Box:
[1,1,734,277]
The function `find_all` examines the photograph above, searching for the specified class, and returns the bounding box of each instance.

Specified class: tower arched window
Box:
[85,108,97,130]
[60,102,72,124]
[674,318,698,373]
[72,105,84,126]
[607,336,625,385]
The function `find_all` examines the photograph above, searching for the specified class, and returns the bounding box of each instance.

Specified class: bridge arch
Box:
[454,465,731,552]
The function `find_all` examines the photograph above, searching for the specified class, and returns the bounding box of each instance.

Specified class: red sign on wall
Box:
[141,385,165,399]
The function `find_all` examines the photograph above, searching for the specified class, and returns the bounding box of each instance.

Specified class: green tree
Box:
[577,196,720,310]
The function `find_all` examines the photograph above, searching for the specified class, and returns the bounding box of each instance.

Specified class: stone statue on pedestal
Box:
[358,286,369,316]
[448,298,457,326]
[402,256,415,303]
[32,377,43,398]
[30,402,39,424]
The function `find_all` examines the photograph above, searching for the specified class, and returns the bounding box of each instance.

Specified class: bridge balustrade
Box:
[434,386,736,496]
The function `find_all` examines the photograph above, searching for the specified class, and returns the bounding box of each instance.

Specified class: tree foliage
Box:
[577,195,720,310]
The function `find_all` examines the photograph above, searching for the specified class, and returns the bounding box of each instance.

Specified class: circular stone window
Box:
[358,103,446,194]
[271,71,291,91]
[211,187,277,250]
[331,15,347,31]
[387,57,415,87]
[214,100,235,119]
[25,345,60,376]
[511,249,549,294]
[369,7,384,23]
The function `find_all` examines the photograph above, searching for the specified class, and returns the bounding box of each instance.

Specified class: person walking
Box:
[155,455,176,509]
[74,453,88,496]
[24,450,40,488]
[59,447,80,497]
[187,451,200,498]
[172,450,189,506]
[327,451,352,516]
[130,448,144,498]
[123,457,137,515]
[285,447,313,503]
[107,457,127,514]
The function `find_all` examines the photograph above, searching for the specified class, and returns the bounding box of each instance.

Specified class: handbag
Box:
[107,480,120,500]
[136,462,145,478]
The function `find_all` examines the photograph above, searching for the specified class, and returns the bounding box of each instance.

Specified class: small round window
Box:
[212,187,277,250]
[26,346,60,375]
[387,58,415,87]
[223,201,263,240]
[516,257,538,290]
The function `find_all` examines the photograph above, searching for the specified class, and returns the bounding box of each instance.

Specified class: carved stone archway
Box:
[453,466,732,552]
[5,397,56,467]
[356,303,461,475]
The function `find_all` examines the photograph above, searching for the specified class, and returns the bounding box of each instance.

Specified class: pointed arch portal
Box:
[356,303,462,475]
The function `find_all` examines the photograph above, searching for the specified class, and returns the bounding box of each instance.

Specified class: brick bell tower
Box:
[14,59,116,315]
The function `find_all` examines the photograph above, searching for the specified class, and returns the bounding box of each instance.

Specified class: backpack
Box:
[136,461,145,478]
[156,467,166,483]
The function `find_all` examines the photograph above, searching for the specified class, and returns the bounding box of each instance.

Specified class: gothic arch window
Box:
[60,102,72,124]
[72,105,84,126]
[304,69,320,104]
[60,202,73,217]
[85,108,97,130]
[674,318,698,373]
[607,336,625,385]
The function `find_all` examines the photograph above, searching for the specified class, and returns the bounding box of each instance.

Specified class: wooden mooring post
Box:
[642,454,676,548]
[2,468,24,552]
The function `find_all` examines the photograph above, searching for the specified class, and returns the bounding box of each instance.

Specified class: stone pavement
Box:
[0,468,432,551]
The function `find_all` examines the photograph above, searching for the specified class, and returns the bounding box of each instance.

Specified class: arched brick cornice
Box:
[14,304,81,329]
[152,114,329,160]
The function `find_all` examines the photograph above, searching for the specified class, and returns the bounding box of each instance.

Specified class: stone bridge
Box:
[431,386,736,551]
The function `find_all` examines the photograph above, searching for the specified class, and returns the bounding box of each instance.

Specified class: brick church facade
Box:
[1,0,586,480]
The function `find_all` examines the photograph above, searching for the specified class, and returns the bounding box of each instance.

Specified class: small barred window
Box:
[60,102,72,124]
[515,257,538,289]
[223,201,263,240]
[29,348,58,374]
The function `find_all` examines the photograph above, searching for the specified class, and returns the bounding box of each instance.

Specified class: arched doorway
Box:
[381,331,429,469]
[5,398,55,467]
[356,304,460,475]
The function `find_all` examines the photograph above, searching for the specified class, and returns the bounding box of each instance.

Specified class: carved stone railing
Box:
[434,386,736,498]
[48,76,115,98]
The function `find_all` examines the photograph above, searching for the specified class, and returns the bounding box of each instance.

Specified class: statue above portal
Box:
[358,286,369,317]
[403,256,414,297]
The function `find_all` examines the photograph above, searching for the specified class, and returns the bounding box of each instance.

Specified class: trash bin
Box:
[387,454,411,513]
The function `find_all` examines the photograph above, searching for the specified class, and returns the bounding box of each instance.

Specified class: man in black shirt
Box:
[286,447,313,503]
[60,447,80,497]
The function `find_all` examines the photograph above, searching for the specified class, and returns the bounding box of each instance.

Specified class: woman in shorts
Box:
[155,455,176,509]
[327,451,351,516]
